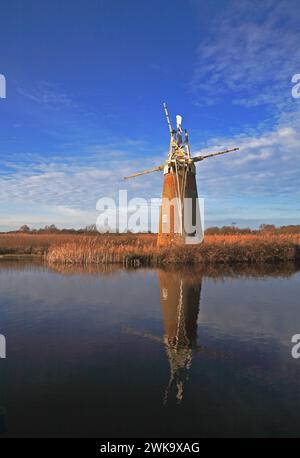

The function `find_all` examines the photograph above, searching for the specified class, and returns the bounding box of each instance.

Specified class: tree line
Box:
[9,223,300,235]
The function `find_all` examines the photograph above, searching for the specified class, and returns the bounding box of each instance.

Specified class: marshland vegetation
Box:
[0,226,299,266]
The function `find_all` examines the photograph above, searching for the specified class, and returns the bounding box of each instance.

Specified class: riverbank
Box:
[0,232,299,265]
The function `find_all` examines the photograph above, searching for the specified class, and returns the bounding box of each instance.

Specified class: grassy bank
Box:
[0,232,299,265]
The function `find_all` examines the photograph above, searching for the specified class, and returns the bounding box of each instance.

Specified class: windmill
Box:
[124,103,239,246]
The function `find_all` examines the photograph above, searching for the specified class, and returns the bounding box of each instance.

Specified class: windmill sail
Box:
[124,164,164,180]
[192,147,239,163]
[163,102,173,134]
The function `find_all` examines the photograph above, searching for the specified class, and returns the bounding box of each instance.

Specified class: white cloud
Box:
[192,111,300,200]
[17,81,76,110]
[1,112,299,229]
[0,142,165,229]
[191,0,300,109]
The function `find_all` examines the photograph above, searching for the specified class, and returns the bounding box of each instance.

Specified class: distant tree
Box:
[259,224,276,232]
[205,227,220,235]
[278,225,300,234]
[44,224,59,233]
[19,224,30,232]
[205,226,252,235]
[84,224,97,232]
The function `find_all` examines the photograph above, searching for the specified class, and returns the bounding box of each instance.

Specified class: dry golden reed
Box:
[1,232,299,265]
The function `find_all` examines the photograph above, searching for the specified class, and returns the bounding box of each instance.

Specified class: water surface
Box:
[0,261,299,437]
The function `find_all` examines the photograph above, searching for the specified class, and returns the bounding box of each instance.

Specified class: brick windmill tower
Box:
[125,103,239,246]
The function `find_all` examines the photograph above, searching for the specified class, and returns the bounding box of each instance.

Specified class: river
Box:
[0,261,299,437]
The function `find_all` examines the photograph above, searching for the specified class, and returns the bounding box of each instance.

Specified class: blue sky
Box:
[0,0,300,230]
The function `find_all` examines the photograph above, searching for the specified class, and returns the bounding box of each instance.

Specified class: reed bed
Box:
[0,233,76,255]
[0,232,299,265]
[167,234,300,264]
[47,233,300,265]
[47,235,159,266]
